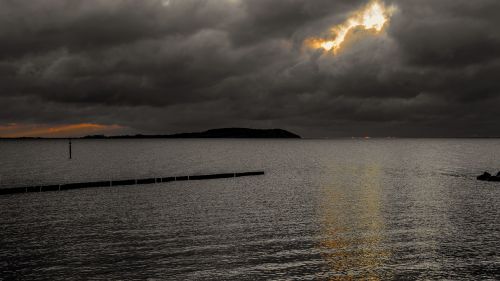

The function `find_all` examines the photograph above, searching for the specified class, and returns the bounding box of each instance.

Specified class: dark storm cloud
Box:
[1,0,500,137]
[388,0,500,67]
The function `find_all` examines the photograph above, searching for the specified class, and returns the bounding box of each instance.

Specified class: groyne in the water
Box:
[0,171,265,196]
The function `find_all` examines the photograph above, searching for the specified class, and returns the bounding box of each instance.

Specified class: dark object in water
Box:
[0,171,265,196]
[235,171,265,177]
[136,178,156,185]
[190,173,234,180]
[477,171,500,181]
[477,172,491,181]
[489,176,500,182]
[112,179,136,186]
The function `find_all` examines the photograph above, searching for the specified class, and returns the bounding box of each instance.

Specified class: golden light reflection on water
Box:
[318,164,391,280]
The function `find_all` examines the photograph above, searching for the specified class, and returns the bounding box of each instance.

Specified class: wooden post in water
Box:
[69,139,72,159]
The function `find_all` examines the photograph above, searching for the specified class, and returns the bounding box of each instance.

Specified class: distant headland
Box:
[1,128,301,139]
[84,128,301,139]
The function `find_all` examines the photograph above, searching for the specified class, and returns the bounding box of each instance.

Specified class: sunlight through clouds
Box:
[306,0,396,54]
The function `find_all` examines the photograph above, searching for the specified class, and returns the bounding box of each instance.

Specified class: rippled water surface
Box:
[1,139,500,280]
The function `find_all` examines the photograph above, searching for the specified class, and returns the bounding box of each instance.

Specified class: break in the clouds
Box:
[1,0,500,137]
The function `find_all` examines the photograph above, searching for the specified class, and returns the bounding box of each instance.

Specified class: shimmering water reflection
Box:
[318,164,389,280]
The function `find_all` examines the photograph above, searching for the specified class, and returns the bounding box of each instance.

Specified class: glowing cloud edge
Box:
[306,0,396,54]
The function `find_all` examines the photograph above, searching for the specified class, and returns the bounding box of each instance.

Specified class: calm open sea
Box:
[1,139,499,280]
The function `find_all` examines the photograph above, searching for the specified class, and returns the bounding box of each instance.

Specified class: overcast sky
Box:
[1,0,499,137]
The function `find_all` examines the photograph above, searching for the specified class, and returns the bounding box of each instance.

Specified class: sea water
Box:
[1,139,499,280]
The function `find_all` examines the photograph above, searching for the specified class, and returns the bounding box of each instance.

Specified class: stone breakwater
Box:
[0,171,265,196]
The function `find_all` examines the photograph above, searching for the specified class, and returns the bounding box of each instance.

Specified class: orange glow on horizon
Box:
[306,0,395,54]
[0,123,124,138]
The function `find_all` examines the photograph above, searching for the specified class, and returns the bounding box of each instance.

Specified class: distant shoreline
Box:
[0,128,302,140]
[3,137,500,140]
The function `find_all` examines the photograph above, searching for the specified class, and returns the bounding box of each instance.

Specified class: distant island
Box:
[82,128,301,139]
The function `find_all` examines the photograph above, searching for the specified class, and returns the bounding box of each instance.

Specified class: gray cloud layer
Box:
[1,0,499,137]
